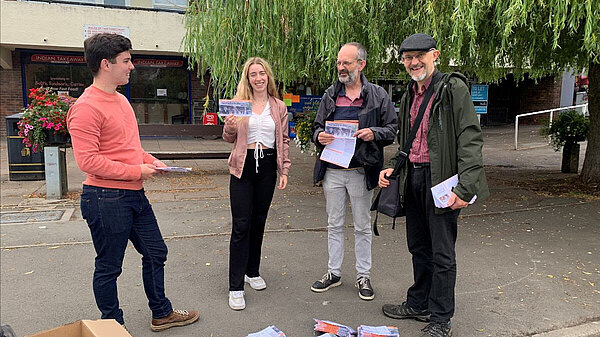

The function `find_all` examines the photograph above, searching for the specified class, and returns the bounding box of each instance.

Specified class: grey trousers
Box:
[322,168,374,279]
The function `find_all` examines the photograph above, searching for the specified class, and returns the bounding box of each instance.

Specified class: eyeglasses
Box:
[401,49,435,63]
[336,59,363,67]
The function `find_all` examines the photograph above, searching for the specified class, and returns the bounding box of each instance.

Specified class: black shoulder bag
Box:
[370,71,442,236]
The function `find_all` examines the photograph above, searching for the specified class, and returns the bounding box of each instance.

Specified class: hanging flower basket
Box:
[43,129,71,146]
[17,88,75,152]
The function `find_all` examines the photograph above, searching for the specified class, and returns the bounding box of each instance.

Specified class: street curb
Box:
[531,321,600,337]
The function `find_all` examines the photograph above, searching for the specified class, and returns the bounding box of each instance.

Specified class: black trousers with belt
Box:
[229,149,277,291]
[405,164,461,323]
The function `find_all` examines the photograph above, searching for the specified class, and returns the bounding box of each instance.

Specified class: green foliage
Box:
[183,0,599,90]
[541,110,590,151]
[183,0,399,98]
[293,109,318,154]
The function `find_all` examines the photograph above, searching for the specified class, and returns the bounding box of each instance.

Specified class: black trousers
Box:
[229,149,277,291]
[405,165,460,323]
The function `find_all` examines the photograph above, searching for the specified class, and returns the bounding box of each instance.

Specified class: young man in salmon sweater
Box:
[67,33,199,331]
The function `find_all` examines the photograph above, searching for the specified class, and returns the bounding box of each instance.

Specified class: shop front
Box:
[20,49,194,127]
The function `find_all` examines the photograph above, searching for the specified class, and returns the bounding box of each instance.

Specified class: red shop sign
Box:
[133,59,183,67]
[31,54,86,64]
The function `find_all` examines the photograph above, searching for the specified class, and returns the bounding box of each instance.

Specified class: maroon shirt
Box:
[409,75,435,163]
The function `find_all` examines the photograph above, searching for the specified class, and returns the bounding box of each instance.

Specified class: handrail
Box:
[514,103,588,150]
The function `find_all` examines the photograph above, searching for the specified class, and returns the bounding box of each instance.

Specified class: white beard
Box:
[411,72,427,82]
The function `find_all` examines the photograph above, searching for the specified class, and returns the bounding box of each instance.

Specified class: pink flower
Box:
[39,117,47,121]
[54,125,60,131]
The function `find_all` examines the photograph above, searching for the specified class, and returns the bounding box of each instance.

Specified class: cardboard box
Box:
[27,319,132,337]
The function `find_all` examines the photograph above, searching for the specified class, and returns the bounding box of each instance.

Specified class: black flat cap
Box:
[399,33,436,53]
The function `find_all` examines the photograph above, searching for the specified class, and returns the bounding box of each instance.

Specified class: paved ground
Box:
[1,125,598,337]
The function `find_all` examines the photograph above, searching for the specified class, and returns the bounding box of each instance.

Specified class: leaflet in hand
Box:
[155,166,192,173]
[430,174,477,208]
[319,121,358,168]
[218,99,252,117]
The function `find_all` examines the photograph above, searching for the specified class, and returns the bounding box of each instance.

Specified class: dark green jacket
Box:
[386,71,490,213]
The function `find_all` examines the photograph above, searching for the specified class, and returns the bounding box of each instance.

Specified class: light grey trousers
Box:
[322,168,374,279]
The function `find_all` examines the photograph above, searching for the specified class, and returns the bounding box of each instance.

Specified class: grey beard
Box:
[338,69,358,84]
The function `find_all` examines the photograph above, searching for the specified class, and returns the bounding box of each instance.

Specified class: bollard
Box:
[44,146,68,199]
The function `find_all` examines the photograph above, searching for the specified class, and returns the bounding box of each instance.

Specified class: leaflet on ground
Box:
[155,166,192,173]
[357,324,399,337]
[246,325,286,337]
[313,319,356,337]
[218,99,252,117]
[430,174,477,208]
[319,121,358,168]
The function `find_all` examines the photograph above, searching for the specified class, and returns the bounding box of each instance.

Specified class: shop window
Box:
[129,65,189,124]
[24,63,92,101]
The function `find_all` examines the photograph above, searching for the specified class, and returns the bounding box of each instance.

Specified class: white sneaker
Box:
[244,275,267,290]
[228,290,245,310]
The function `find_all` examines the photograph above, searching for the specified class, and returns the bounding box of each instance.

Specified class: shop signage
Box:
[83,24,130,40]
[31,54,85,64]
[203,113,218,125]
[471,84,489,114]
[133,59,184,67]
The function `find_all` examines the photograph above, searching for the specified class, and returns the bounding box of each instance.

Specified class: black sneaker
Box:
[382,301,431,321]
[311,272,341,292]
[419,321,452,337]
[355,276,374,300]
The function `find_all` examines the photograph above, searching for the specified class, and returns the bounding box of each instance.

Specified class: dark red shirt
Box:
[409,75,435,163]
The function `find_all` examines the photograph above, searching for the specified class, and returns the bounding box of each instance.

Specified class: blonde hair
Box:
[234,57,280,100]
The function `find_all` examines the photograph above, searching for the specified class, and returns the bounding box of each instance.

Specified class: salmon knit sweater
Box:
[67,86,156,190]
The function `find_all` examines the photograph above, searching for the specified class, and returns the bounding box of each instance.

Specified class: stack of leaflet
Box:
[314,319,357,336]
[357,325,399,337]
[246,326,286,337]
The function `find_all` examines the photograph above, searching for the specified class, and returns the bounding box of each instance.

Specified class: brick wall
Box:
[0,51,24,136]
[518,75,562,114]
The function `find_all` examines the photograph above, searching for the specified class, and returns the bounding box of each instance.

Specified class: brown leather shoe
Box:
[150,309,199,331]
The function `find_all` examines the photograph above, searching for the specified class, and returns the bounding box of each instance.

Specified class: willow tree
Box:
[183,0,399,98]
[183,0,600,182]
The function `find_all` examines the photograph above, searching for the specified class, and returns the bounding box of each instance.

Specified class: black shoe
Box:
[419,321,452,337]
[382,301,430,321]
[355,276,374,300]
[311,272,341,292]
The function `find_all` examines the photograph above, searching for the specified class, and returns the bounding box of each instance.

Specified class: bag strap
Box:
[372,71,442,237]
[391,71,442,177]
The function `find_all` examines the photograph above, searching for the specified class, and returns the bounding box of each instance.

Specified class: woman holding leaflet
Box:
[222,57,291,310]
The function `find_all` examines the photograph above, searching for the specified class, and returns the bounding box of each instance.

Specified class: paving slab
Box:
[1,125,598,337]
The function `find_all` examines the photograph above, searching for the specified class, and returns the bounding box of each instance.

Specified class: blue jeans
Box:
[80,185,173,324]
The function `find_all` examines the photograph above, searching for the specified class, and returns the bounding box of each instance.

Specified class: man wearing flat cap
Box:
[379,33,489,336]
